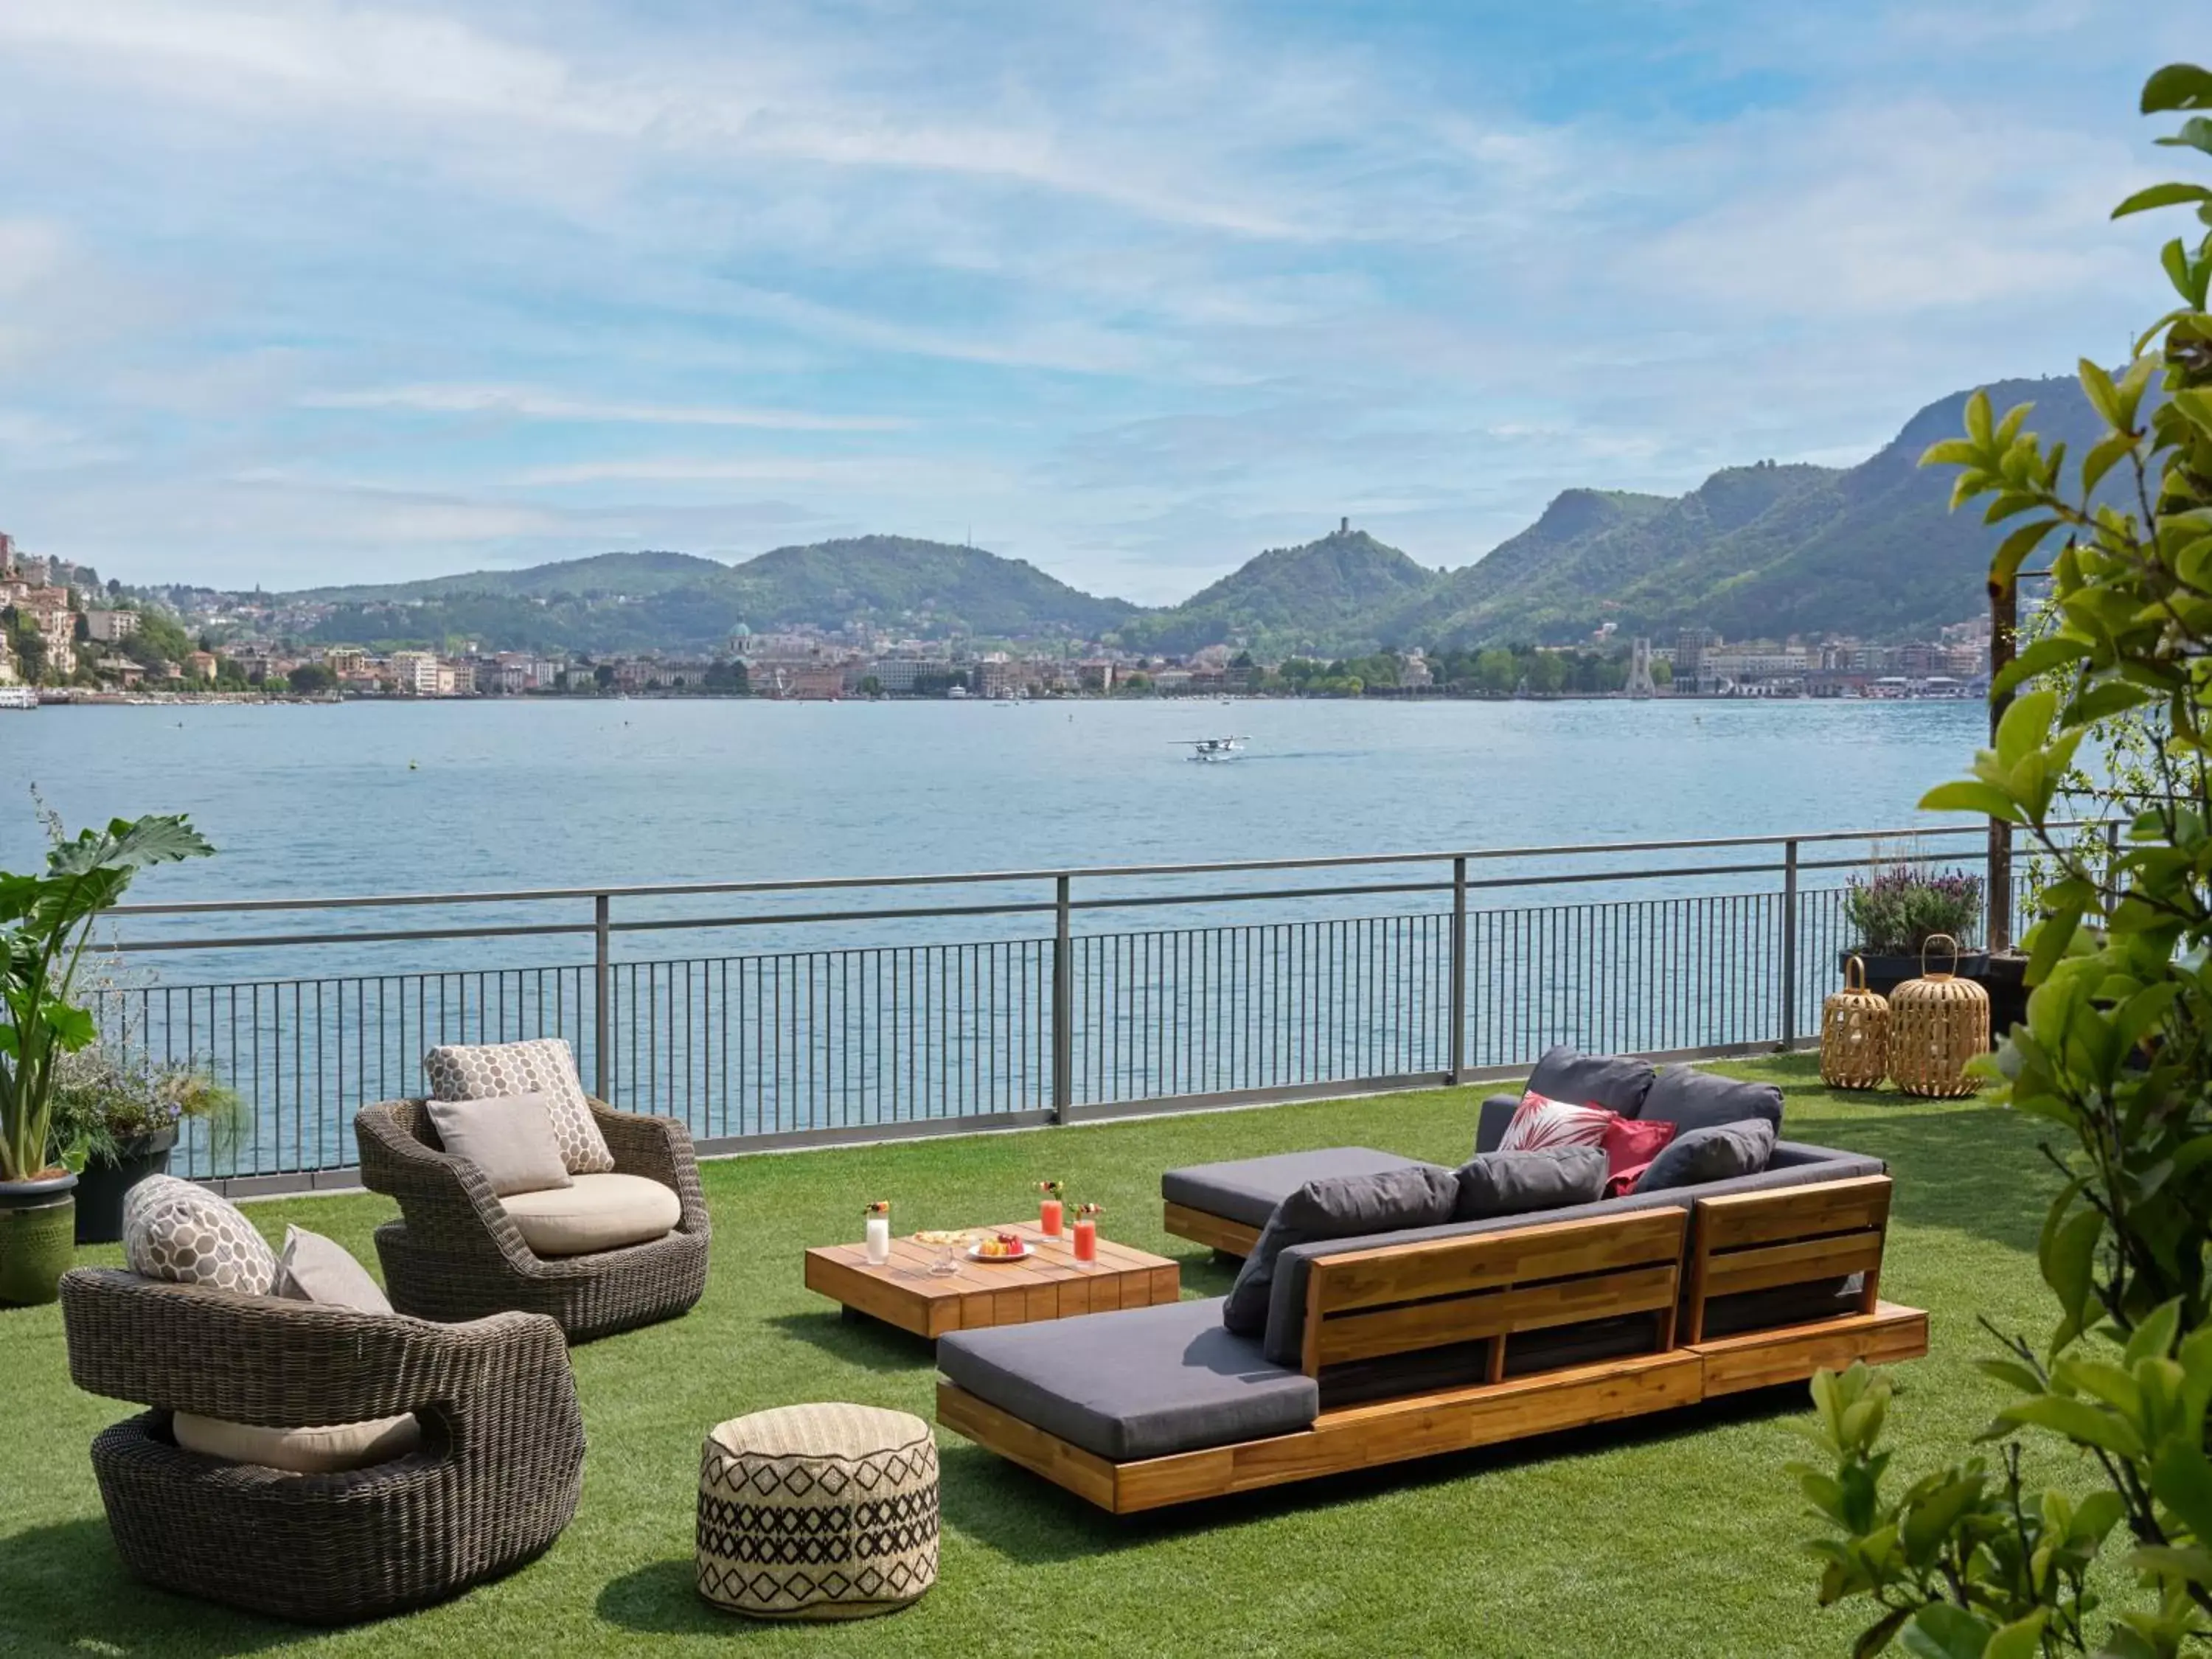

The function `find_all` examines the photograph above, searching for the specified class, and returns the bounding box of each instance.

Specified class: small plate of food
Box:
[914,1228,984,1248]
[966,1231,1032,1262]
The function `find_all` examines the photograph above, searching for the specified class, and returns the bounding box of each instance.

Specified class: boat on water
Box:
[1180,735,1248,762]
[0,686,37,711]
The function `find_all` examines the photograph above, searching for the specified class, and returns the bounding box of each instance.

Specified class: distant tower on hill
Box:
[1625,637,1658,698]
[1339,517,1349,535]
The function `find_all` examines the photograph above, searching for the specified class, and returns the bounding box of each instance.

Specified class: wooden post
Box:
[1988,573,2017,952]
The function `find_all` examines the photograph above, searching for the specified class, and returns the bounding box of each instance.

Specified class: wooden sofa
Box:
[938,1173,1925,1513]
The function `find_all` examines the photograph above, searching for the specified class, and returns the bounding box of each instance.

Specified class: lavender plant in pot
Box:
[1837,863,1986,999]
[0,813,213,1304]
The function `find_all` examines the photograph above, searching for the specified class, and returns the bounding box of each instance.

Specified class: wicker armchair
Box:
[60,1268,582,1624]
[355,1096,711,1343]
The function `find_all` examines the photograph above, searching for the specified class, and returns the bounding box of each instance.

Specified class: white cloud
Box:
[301,383,909,431]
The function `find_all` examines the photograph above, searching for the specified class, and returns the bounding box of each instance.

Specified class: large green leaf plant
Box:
[0,814,212,1183]
[1790,66,2212,1659]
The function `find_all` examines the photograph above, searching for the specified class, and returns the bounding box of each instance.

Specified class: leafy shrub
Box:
[1788,63,2212,1659]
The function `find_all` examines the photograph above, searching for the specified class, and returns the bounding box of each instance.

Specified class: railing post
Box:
[1449,855,1467,1082]
[1051,874,1072,1124]
[1778,839,1799,1051]
[593,893,611,1102]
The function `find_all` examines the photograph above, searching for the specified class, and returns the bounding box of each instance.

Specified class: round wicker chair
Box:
[355,1096,712,1343]
[60,1268,584,1624]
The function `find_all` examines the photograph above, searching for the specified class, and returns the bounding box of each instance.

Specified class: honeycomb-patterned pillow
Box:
[122,1175,279,1295]
[422,1037,614,1175]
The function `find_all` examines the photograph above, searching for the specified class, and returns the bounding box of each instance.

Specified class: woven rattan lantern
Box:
[1820,955,1890,1090]
[1887,933,1990,1098]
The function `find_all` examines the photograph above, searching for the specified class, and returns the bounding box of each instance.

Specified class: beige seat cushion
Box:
[499,1172,681,1257]
[173,1411,422,1473]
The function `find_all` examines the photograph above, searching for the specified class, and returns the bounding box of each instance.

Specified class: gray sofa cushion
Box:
[1641,1067,1785,1135]
[936,1295,1319,1461]
[1528,1046,1658,1117]
[1259,1141,1883,1366]
[1222,1165,1461,1335]
[1632,1118,1777,1193]
[1453,1147,1607,1220]
[1162,1147,1445,1234]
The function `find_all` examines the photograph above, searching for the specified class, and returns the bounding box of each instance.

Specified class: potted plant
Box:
[1837,862,1986,999]
[0,812,213,1304]
[49,1051,241,1244]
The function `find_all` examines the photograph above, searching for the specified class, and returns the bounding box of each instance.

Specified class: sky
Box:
[0,1,2192,602]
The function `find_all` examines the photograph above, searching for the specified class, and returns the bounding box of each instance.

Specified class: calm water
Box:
[6,698,1998,1169]
[2,696,1987,901]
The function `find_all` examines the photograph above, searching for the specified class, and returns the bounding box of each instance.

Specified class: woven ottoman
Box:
[697,1402,939,1621]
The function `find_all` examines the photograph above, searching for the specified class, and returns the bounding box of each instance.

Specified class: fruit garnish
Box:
[863,1200,890,1217]
[1037,1180,1064,1197]
[1077,1203,1103,1219]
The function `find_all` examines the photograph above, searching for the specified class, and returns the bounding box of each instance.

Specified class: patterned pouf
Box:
[697,1402,939,1621]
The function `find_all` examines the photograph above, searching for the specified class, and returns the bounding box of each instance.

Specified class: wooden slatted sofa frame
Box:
[939,1174,1925,1513]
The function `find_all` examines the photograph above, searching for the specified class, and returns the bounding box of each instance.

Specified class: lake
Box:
[2,697,1989,905]
[4,697,2003,1172]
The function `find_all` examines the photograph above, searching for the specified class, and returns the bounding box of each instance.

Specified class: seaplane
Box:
[1180,735,1248,762]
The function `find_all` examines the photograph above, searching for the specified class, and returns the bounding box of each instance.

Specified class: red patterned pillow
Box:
[1599,1116,1677,1193]
[1497,1091,1615,1154]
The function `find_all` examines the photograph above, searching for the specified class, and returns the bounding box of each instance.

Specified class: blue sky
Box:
[0,1,2191,601]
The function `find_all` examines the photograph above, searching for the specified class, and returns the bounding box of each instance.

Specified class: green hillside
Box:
[1391,375,2112,647]
[282,370,2125,656]
[300,537,1131,652]
[295,549,730,604]
[1113,528,1440,655]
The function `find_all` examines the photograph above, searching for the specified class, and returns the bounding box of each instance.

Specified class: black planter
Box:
[1980,952,2031,1037]
[72,1127,178,1246]
[1840,949,1989,1001]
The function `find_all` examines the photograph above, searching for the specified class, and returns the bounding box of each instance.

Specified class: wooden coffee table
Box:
[804,1222,1180,1340]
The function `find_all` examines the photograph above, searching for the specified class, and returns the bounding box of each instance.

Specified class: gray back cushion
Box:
[1222,1165,1460,1336]
[1641,1067,1784,1134]
[1454,1147,1607,1221]
[1632,1118,1776,1193]
[1526,1046,1658,1118]
[1259,1141,1882,1366]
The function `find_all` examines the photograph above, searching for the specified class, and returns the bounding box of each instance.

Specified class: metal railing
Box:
[84,823,2046,1193]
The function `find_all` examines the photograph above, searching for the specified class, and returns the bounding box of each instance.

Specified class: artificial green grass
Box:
[0,1055,2058,1657]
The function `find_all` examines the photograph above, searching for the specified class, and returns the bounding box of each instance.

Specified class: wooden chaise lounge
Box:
[937,1169,1926,1513]
[1162,1046,1779,1258]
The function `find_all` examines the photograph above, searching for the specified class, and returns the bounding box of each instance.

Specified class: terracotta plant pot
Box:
[0,1170,79,1306]
[73,1127,178,1245]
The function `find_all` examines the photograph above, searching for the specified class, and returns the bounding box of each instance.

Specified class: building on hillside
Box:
[82,608,140,643]
[1399,650,1434,690]
[323,647,368,675]
[1077,658,1117,692]
[187,650,218,681]
[95,657,145,687]
[13,587,77,678]
[0,632,15,684]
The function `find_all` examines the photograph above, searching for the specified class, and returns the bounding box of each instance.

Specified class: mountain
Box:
[294,549,730,604]
[1387,376,2112,648]
[270,370,2122,657]
[1113,528,1441,655]
[296,536,1133,653]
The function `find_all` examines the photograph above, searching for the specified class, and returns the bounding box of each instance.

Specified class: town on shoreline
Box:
[1,529,1992,706]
